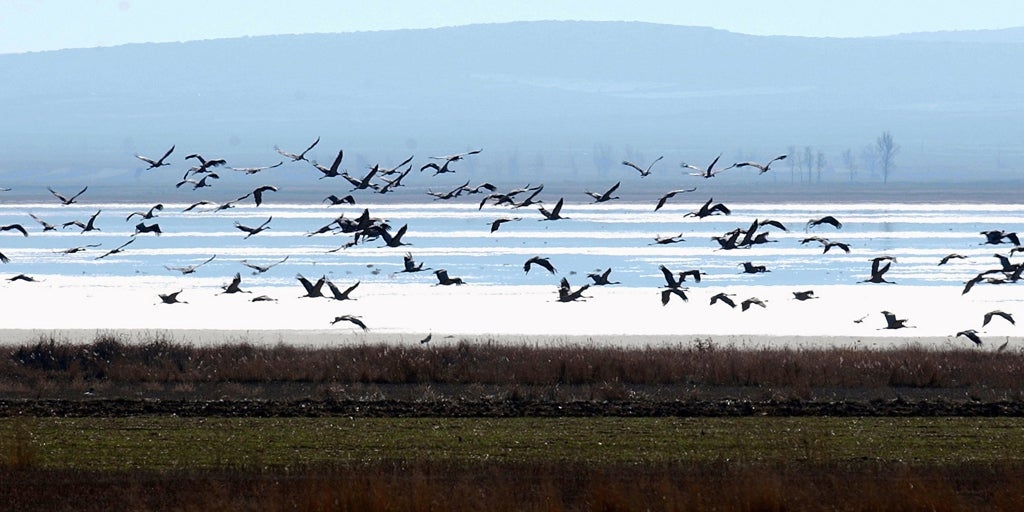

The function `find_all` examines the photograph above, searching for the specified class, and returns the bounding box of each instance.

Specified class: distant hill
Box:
[881,27,1024,43]
[1,20,1022,195]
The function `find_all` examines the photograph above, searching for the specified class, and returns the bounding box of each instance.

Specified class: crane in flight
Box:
[734,154,787,174]
[135,145,175,169]
[164,255,216,275]
[681,154,734,178]
[331,314,368,331]
[622,156,663,177]
[240,256,289,275]
[48,186,88,205]
[276,136,320,162]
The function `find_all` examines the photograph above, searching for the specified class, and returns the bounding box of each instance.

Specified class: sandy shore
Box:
[1,274,1019,348]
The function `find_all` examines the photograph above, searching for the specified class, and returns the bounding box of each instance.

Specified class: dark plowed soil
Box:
[4,397,1024,418]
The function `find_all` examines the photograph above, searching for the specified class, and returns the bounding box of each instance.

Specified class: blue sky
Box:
[3,0,1024,54]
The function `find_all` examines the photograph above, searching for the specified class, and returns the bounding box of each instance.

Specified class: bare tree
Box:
[815,151,827,183]
[841,149,857,182]
[786,145,798,184]
[592,143,613,175]
[876,131,900,183]
[861,145,878,178]
[804,146,814,183]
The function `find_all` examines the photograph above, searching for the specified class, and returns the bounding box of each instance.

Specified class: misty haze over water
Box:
[1,21,1022,199]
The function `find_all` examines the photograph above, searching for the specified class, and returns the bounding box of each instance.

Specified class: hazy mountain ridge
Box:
[1,20,1022,192]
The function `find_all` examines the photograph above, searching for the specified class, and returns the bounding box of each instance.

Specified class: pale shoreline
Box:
[1,275,1019,349]
[1,328,1014,352]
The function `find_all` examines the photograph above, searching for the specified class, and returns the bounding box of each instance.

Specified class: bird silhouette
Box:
[956,329,982,346]
[584,181,621,203]
[175,173,219,189]
[983,310,1015,326]
[399,253,430,273]
[135,145,175,169]
[331,314,368,331]
[0,224,28,237]
[652,233,686,245]
[220,273,250,294]
[980,230,1020,246]
[183,154,227,175]
[938,253,967,265]
[740,262,769,274]
[741,297,767,311]
[235,217,272,239]
[276,136,320,162]
[538,197,567,221]
[241,185,278,207]
[661,287,688,305]
[55,244,101,255]
[685,198,731,218]
[489,217,521,233]
[793,290,817,301]
[311,149,345,179]
[63,210,102,233]
[231,161,283,174]
[327,279,360,301]
[28,213,57,232]
[125,204,163,221]
[622,156,664,177]
[807,215,843,230]
[734,155,787,174]
[427,149,481,165]
[434,269,465,286]
[682,154,733,178]
[48,186,88,205]
[586,268,620,285]
[341,166,380,191]
[134,222,162,236]
[95,238,134,260]
[654,188,698,211]
[862,257,895,284]
[557,277,590,302]
[158,290,187,304]
[524,256,556,274]
[324,194,356,206]
[377,224,411,247]
[880,310,911,329]
[240,256,289,275]
[296,274,326,298]
[164,255,216,275]
[710,292,737,308]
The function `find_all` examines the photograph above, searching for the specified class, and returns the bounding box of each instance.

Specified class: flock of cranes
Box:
[0,138,1020,344]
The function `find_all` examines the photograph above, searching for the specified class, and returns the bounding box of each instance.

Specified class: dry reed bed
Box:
[3,460,1023,512]
[1,334,1022,401]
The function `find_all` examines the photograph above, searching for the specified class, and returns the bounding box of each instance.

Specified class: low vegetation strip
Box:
[3,416,1024,509]
[4,417,1024,471]
[2,397,1024,418]
[2,335,1023,400]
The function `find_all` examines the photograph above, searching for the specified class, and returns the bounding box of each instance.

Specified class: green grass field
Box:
[5,416,1024,470]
